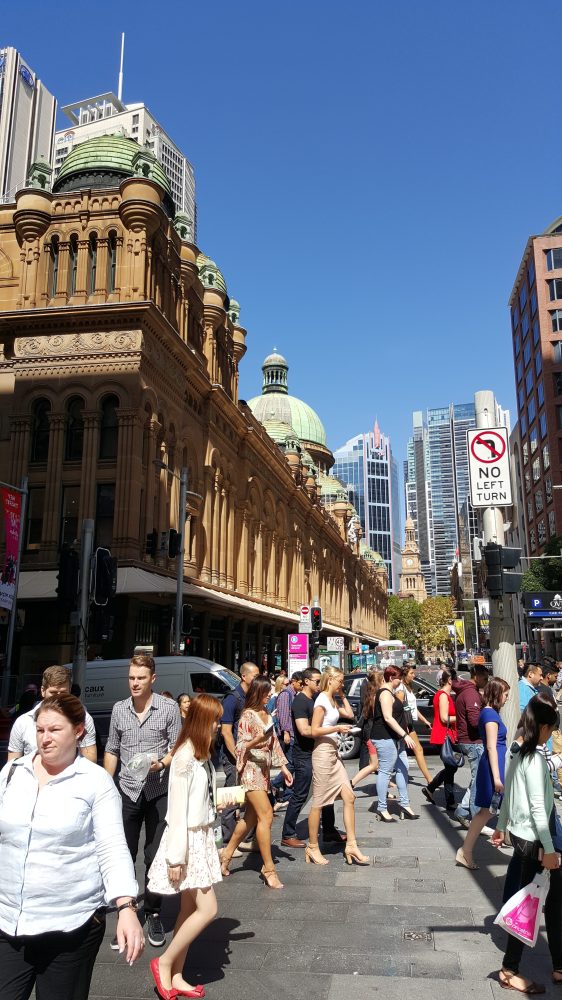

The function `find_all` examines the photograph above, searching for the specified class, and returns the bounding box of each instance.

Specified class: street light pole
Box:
[174,467,188,655]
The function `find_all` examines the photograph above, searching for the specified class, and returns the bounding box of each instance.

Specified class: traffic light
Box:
[146,530,158,557]
[169,529,181,558]
[93,547,118,606]
[91,605,115,642]
[181,603,193,635]
[501,546,522,595]
[56,546,79,608]
[484,543,522,598]
[311,606,322,631]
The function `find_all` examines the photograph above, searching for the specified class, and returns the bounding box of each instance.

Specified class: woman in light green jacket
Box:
[492,694,562,995]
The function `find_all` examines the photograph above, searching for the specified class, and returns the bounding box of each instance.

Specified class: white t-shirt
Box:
[397,683,418,721]
[315,692,340,742]
[8,704,97,756]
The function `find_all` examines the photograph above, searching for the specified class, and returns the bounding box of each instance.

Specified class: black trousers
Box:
[282,748,337,840]
[0,913,105,1000]
[121,788,167,915]
[427,763,457,805]
[502,856,562,974]
[220,754,239,843]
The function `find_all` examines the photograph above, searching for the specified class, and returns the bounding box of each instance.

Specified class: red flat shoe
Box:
[177,989,205,998]
[149,958,179,1000]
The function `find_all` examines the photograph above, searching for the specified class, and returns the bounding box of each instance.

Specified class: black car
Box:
[336,672,439,759]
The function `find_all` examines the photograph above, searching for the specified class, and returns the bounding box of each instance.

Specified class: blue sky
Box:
[5,1,562,479]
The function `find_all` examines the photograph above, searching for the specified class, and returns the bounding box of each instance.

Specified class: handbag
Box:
[509,832,542,861]
[402,705,414,733]
[440,719,464,768]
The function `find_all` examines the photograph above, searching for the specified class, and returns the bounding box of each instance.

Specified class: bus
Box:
[375,641,414,667]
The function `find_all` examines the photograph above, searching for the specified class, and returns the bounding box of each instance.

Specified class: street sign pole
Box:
[73,519,94,696]
[474,390,519,739]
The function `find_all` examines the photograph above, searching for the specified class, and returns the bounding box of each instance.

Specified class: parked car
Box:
[336,672,438,760]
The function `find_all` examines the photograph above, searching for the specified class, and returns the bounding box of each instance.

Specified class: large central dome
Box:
[248,351,332,471]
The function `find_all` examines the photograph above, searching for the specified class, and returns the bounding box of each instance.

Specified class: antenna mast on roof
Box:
[117,32,125,101]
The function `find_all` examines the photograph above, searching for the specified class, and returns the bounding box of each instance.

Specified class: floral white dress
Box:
[147,743,222,894]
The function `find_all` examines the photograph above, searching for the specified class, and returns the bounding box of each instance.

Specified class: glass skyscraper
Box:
[331,423,402,592]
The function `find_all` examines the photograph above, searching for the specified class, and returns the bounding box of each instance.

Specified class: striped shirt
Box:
[105,693,182,802]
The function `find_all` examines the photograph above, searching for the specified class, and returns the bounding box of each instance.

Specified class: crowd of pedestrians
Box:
[3,653,562,997]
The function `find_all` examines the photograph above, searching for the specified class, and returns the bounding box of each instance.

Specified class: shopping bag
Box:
[494,870,549,947]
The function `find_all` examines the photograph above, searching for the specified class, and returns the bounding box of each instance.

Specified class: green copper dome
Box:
[196,253,228,296]
[261,416,298,445]
[248,350,327,448]
[53,135,174,213]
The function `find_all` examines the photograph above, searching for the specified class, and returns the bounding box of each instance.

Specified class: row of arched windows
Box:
[48,232,118,299]
[30,395,119,463]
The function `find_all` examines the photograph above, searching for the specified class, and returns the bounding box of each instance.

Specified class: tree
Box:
[419,596,455,654]
[521,535,562,593]
[387,595,421,652]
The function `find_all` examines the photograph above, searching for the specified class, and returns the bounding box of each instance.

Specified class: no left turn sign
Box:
[467,426,512,508]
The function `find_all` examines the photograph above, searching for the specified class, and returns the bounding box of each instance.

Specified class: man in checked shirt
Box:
[271,671,303,808]
[104,655,181,949]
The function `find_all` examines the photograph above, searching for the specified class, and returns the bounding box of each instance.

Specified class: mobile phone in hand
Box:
[263,722,274,736]
[490,791,502,815]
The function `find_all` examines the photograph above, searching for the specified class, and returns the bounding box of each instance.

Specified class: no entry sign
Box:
[467,426,512,508]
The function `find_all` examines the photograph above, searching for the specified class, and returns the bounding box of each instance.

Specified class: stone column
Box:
[41,413,66,559]
[114,410,143,559]
[254,522,263,601]
[9,417,31,487]
[143,418,160,543]
[92,238,109,303]
[200,469,213,584]
[219,488,228,588]
[226,489,235,588]
[78,411,101,525]
[236,508,249,595]
[53,242,70,306]
[211,475,221,586]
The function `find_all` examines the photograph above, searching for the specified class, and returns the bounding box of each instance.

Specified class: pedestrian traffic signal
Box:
[91,606,115,642]
[501,547,522,595]
[56,546,79,608]
[93,547,118,606]
[146,530,158,557]
[311,606,322,631]
[181,603,193,635]
[168,529,181,558]
[484,543,522,598]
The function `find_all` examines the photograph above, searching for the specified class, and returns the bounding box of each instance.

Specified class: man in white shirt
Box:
[8,665,97,762]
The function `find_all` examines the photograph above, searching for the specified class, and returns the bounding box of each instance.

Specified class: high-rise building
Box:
[55,93,196,235]
[331,422,402,592]
[0,47,56,204]
[509,220,562,555]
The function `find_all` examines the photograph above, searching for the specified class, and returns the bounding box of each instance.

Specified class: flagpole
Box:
[1,478,28,706]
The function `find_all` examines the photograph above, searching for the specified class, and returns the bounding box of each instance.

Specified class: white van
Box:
[65,656,240,747]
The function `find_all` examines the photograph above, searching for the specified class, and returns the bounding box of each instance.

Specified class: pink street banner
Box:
[0,488,22,611]
[288,633,308,677]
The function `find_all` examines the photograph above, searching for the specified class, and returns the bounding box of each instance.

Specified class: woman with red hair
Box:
[370,666,418,822]
[147,693,224,999]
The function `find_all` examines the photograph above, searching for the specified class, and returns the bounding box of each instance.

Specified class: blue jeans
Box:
[373,738,410,811]
[455,743,484,819]
[271,738,294,801]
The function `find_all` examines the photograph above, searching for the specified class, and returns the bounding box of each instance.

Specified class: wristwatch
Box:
[116,899,139,914]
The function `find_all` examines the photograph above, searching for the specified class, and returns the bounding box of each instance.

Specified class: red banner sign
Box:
[0,488,22,611]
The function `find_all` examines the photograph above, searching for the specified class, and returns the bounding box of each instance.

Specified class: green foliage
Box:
[387,595,421,651]
[521,535,562,592]
[419,596,455,653]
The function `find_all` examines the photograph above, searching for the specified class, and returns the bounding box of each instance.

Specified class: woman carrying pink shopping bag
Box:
[492,694,562,995]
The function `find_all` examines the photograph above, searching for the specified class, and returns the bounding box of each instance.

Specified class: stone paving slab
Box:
[328,975,495,1000]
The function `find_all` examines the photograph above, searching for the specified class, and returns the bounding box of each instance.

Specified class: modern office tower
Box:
[0,47,56,203]
[509,219,562,555]
[332,422,402,592]
[55,93,196,234]
[405,410,433,594]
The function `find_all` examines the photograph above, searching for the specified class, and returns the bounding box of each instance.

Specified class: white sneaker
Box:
[238,839,259,852]
[480,825,495,837]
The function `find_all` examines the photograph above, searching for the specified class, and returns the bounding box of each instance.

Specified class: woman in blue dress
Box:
[456,677,510,870]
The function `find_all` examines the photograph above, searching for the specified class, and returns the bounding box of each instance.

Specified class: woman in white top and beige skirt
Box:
[307,668,370,867]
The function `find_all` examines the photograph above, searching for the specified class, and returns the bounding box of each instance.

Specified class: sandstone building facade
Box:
[0,136,387,679]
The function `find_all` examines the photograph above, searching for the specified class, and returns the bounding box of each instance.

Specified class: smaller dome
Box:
[263,350,288,367]
[173,212,194,242]
[229,299,241,324]
[196,252,227,295]
[371,551,386,568]
[262,416,298,445]
[54,135,174,210]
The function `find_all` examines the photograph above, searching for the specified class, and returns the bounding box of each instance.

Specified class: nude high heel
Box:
[305,844,329,865]
[260,865,284,888]
[344,843,370,865]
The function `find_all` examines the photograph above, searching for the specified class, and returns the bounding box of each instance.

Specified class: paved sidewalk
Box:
[87,758,559,999]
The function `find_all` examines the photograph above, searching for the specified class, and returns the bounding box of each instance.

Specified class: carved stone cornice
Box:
[14,330,143,358]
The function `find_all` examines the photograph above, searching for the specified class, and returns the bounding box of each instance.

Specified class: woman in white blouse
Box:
[307,668,370,866]
[147,693,224,999]
[0,694,143,1000]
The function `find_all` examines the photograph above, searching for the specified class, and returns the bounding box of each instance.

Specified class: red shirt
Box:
[430,691,457,745]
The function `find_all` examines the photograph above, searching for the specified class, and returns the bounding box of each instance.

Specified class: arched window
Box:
[65,396,85,461]
[107,231,117,293]
[49,236,59,298]
[99,394,119,460]
[30,398,51,463]
[87,233,97,294]
[68,234,78,296]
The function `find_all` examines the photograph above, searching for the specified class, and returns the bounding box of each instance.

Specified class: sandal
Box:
[498,971,545,994]
[260,865,283,889]
[220,855,231,878]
